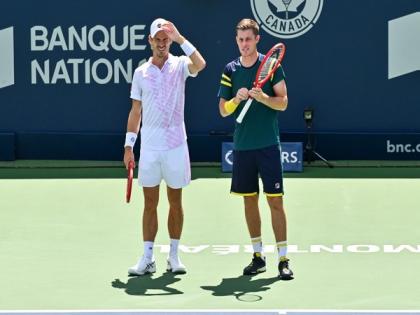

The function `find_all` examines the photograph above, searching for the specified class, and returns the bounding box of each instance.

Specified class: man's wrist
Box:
[262,93,270,105]
[233,97,241,105]
[224,98,239,114]
[176,35,186,45]
[124,132,137,148]
[180,39,197,57]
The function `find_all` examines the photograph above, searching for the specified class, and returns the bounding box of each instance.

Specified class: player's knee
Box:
[144,196,159,210]
[267,197,284,212]
[244,195,259,206]
[144,205,158,214]
[169,202,183,213]
[167,190,182,209]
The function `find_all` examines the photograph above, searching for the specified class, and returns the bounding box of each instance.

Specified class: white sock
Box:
[144,241,154,260]
[169,239,180,258]
[251,236,263,254]
[277,241,288,261]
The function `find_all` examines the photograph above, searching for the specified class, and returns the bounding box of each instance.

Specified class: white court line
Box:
[0,310,420,314]
[0,312,275,314]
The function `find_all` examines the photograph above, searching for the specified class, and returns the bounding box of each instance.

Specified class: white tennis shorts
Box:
[138,142,191,189]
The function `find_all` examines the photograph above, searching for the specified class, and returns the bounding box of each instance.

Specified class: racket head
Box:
[126,160,134,203]
[254,43,286,88]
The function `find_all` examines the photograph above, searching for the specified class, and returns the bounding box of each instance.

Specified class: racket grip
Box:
[236,98,253,123]
[128,160,135,169]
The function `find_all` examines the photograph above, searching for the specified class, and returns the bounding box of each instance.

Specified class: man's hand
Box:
[161,21,184,44]
[123,147,135,170]
[234,88,249,104]
[248,87,267,103]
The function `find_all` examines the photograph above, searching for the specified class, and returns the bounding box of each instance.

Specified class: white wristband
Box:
[124,132,137,148]
[180,40,196,57]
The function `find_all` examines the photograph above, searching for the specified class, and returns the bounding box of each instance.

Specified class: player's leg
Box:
[165,186,186,273]
[167,186,183,240]
[266,195,293,279]
[243,194,266,275]
[258,144,293,279]
[162,143,190,274]
[244,195,261,239]
[143,186,160,243]
[266,196,287,245]
[139,148,163,242]
[231,149,266,275]
[128,185,159,276]
[128,149,162,276]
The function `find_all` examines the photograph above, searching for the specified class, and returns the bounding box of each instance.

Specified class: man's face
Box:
[236,29,260,57]
[149,30,171,58]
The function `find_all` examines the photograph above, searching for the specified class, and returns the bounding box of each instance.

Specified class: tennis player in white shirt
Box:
[123,18,206,275]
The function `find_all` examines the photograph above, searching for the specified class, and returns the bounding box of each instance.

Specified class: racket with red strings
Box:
[236,43,286,123]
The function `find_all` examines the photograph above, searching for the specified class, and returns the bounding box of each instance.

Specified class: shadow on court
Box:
[201,275,279,302]
[112,271,184,296]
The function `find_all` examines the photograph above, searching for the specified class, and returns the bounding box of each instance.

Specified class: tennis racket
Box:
[236,43,286,124]
[126,160,134,203]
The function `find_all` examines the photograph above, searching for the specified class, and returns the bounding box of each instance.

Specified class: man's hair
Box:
[236,18,259,36]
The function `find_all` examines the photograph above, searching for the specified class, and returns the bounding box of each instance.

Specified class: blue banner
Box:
[1,1,420,161]
[222,142,303,172]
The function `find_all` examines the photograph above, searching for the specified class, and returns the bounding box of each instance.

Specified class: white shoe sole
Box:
[128,263,156,276]
[166,261,187,274]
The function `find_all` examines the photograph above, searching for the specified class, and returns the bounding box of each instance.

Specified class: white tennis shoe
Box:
[167,256,187,274]
[128,256,156,276]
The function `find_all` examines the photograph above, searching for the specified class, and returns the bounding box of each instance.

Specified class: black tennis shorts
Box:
[231,144,284,196]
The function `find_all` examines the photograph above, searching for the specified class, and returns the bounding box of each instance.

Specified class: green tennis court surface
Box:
[1,172,420,311]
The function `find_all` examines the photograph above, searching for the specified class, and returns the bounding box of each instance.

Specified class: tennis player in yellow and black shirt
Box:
[218,18,293,280]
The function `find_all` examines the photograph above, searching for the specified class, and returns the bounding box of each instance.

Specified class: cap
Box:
[150,18,167,38]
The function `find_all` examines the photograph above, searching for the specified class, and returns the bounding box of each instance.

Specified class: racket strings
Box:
[258,50,281,82]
